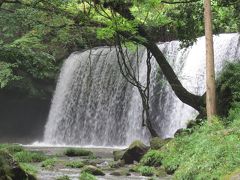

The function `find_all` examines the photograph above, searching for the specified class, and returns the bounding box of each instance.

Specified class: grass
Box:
[64,148,93,157]
[41,158,57,169]
[14,151,47,163]
[140,150,162,167]
[65,161,84,168]
[137,166,155,176]
[79,172,96,180]
[152,107,240,179]
[138,105,240,179]
[0,144,24,154]
[20,163,38,177]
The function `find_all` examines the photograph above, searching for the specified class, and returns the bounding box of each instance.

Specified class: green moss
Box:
[14,151,46,163]
[65,161,84,168]
[81,165,105,176]
[79,172,96,180]
[64,148,93,157]
[149,137,166,150]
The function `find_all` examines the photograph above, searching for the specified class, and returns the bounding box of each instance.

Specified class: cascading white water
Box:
[43,33,240,146]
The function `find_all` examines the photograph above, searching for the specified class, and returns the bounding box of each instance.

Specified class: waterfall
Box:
[43,33,240,146]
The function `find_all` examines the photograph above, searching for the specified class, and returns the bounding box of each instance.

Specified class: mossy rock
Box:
[109,160,125,168]
[81,165,105,176]
[174,128,186,137]
[113,149,126,161]
[110,169,131,176]
[64,148,93,157]
[0,150,36,180]
[149,137,166,150]
[156,167,167,177]
[121,140,149,164]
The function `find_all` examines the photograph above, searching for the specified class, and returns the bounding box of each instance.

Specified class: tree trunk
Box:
[204,0,217,119]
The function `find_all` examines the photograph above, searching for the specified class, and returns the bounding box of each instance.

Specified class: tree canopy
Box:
[0,0,239,98]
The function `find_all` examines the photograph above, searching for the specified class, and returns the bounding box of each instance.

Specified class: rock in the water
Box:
[121,140,149,164]
[150,137,166,150]
[81,165,105,176]
[0,150,36,180]
[110,170,131,176]
[113,149,126,161]
[109,160,125,168]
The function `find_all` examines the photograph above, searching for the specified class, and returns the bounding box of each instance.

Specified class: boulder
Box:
[113,149,126,161]
[121,140,149,164]
[150,137,165,150]
[0,150,36,180]
[81,165,105,176]
[110,169,131,176]
[174,128,186,137]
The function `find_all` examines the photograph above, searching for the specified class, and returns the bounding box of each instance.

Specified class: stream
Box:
[25,146,172,180]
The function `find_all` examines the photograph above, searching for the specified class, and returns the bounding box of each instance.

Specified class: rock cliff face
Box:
[0,91,51,144]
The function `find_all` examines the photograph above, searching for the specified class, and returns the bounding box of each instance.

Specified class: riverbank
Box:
[0,144,171,180]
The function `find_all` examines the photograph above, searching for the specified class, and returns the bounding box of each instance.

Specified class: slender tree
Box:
[204,0,217,119]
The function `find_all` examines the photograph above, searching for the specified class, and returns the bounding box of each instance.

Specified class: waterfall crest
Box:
[44,33,240,146]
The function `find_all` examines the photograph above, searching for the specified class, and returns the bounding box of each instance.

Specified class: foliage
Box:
[0,0,238,97]
[20,163,38,176]
[137,166,155,176]
[0,144,24,154]
[217,61,240,119]
[41,158,57,169]
[64,148,93,157]
[65,161,84,168]
[79,172,96,180]
[157,109,240,179]
[0,150,12,179]
[140,150,162,167]
[14,151,47,163]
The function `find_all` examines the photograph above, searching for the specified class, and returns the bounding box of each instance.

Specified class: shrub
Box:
[140,150,162,167]
[217,61,240,118]
[64,148,93,157]
[79,172,96,180]
[14,151,46,163]
[65,161,84,168]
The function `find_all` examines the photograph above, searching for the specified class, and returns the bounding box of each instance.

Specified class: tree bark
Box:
[204,0,217,119]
